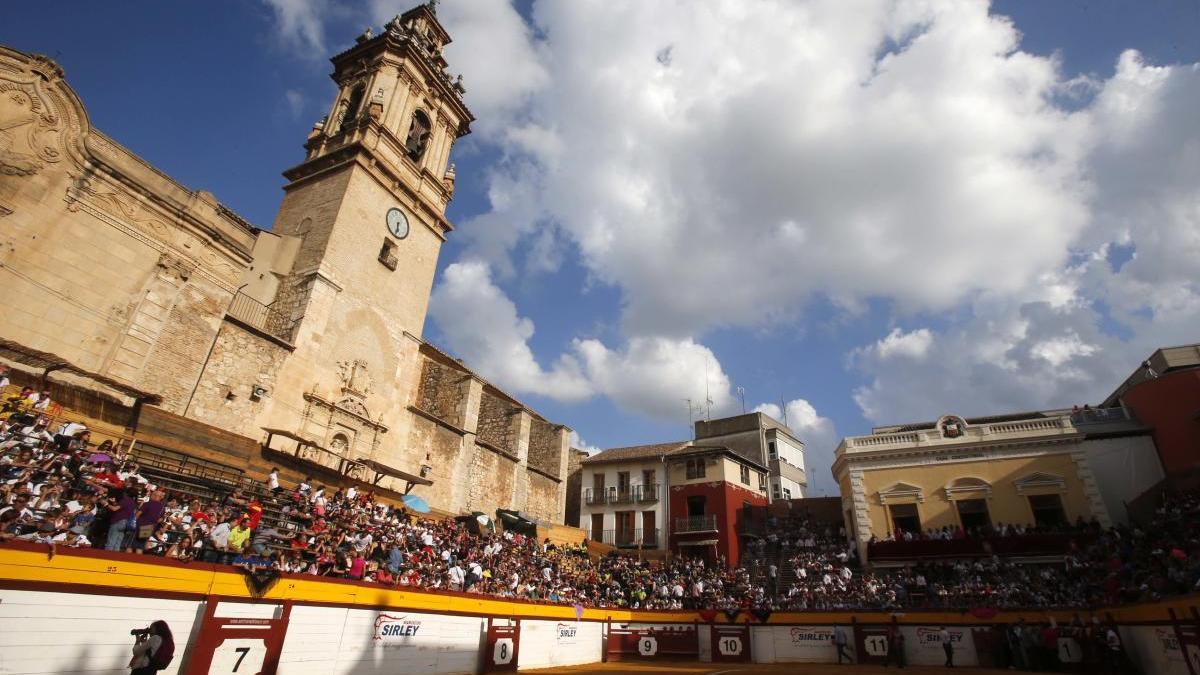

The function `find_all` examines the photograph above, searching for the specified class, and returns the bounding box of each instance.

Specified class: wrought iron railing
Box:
[592,528,660,547]
[637,484,661,503]
[585,484,661,505]
[227,291,292,342]
[674,514,718,533]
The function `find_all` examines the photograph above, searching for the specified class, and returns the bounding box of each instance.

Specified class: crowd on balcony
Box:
[2,381,1200,616]
[868,517,1102,544]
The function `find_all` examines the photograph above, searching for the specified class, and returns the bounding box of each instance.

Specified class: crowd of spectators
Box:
[869,518,1101,543]
[3,377,1200,617]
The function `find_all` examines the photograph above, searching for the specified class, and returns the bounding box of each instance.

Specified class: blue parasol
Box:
[401,494,431,513]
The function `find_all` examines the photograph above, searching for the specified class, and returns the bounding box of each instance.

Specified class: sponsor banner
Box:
[1120,626,1191,675]
[556,621,580,645]
[770,625,837,662]
[901,626,977,666]
[518,620,603,669]
[373,613,423,644]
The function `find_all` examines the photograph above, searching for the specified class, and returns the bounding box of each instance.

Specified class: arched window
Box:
[405,109,432,162]
[338,85,365,134]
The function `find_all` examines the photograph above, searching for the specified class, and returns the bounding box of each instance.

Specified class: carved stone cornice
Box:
[63,174,242,292]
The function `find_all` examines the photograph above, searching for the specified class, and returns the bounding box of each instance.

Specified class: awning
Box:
[677,539,719,547]
[0,337,162,405]
[261,427,325,450]
[358,458,433,493]
[261,428,433,495]
[261,427,354,475]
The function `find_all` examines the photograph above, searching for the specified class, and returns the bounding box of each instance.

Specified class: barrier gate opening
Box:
[186,598,291,675]
[484,618,520,672]
[606,623,699,662]
[710,623,752,663]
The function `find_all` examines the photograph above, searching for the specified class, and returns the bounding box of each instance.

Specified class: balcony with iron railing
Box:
[636,484,660,503]
[674,514,719,533]
[591,528,660,548]
[584,484,662,506]
[226,291,294,343]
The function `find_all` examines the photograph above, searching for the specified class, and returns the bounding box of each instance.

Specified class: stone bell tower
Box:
[245,2,474,463]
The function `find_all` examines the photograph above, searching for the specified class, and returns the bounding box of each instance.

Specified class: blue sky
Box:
[4,1,1197,495]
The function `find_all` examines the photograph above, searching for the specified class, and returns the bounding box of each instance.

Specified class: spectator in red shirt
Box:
[244,498,263,530]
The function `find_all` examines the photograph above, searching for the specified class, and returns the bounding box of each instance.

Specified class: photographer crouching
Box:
[128,620,174,675]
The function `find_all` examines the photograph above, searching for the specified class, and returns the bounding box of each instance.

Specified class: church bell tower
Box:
[271,1,473,344]
[247,2,474,461]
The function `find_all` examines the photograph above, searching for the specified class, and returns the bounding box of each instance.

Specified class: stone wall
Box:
[186,322,290,435]
[526,471,563,524]
[527,418,562,478]
[563,448,588,527]
[466,445,517,515]
[416,358,467,427]
[477,392,516,454]
[0,46,255,416]
[405,413,466,512]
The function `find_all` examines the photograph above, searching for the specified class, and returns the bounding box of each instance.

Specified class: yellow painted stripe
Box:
[1,548,1196,625]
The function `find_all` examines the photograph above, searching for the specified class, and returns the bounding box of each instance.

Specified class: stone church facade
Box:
[0,4,571,523]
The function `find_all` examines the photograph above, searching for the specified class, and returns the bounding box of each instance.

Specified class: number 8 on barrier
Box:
[493,638,513,665]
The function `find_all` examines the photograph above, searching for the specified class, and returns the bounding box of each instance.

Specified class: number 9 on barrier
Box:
[638,636,658,656]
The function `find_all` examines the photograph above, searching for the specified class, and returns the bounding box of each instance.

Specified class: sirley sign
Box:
[374,613,423,641]
[915,627,965,648]
[556,623,579,643]
[790,627,834,643]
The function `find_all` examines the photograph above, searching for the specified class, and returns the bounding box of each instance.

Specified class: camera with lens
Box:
[130,627,151,637]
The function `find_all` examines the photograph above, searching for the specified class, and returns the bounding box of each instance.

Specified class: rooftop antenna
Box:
[736,386,746,414]
[703,359,713,421]
[781,397,788,427]
[685,398,704,435]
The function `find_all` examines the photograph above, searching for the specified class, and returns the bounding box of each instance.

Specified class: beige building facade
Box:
[832,409,1164,562]
[0,5,571,522]
[694,412,807,499]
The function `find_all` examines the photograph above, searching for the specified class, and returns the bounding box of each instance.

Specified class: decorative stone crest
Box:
[0,82,62,176]
[338,358,373,398]
[938,414,967,439]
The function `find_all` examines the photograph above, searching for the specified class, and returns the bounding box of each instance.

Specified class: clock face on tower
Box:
[386,207,409,239]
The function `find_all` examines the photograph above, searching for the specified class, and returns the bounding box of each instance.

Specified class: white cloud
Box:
[429,260,733,421]
[263,0,328,54]
[428,260,593,401]
[868,327,934,360]
[568,430,600,455]
[455,0,1095,334]
[1030,333,1098,367]
[284,89,306,119]
[575,335,732,421]
[850,49,1200,425]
